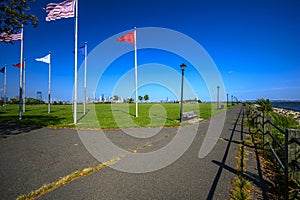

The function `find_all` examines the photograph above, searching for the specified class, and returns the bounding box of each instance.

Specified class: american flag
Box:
[0,32,22,42]
[46,0,75,21]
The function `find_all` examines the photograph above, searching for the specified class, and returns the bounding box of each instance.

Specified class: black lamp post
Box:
[180,63,186,122]
[226,93,229,107]
[217,86,220,110]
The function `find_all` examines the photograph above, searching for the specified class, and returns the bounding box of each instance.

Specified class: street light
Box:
[180,63,186,122]
[217,86,220,110]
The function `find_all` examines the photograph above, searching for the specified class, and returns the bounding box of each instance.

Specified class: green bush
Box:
[256,98,273,114]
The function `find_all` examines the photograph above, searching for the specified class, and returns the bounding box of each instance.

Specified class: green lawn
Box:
[0,103,228,129]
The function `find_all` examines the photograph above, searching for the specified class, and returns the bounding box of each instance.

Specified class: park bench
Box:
[182,111,197,120]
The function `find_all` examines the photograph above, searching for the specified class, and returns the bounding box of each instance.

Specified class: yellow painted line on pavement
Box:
[17,155,125,200]
[17,134,172,199]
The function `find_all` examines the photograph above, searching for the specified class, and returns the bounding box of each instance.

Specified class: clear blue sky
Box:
[0,0,300,102]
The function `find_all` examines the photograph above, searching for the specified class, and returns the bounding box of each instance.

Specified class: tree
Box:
[144,94,149,102]
[0,0,38,41]
[9,97,19,104]
[138,95,143,102]
[113,95,119,101]
[256,98,273,114]
[26,97,44,105]
[127,98,134,103]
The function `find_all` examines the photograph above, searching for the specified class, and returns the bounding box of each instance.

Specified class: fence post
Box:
[284,129,289,200]
[258,111,263,134]
[288,128,300,181]
[248,106,251,134]
[262,112,264,133]
[263,115,272,153]
[255,111,258,130]
[262,113,265,148]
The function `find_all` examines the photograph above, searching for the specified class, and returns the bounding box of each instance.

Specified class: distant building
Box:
[37,91,42,100]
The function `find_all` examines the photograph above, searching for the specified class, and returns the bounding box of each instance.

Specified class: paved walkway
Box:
[0,105,266,199]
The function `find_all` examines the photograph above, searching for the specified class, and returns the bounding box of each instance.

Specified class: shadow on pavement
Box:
[0,123,41,139]
[207,105,271,199]
[0,115,65,139]
[207,105,243,199]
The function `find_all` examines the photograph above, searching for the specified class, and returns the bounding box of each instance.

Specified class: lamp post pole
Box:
[226,93,229,107]
[180,63,186,122]
[217,86,220,110]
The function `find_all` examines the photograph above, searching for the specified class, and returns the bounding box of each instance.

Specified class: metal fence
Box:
[246,105,300,199]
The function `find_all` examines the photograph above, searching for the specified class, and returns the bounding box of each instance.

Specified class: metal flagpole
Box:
[83,42,87,115]
[19,26,24,120]
[23,60,26,112]
[48,53,51,113]
[73,0,78,124]
[134,27,138,117]
[3,65,6,112]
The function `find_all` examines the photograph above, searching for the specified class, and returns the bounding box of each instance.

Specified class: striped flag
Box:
[46,0,75,21]
[0,32,22,42]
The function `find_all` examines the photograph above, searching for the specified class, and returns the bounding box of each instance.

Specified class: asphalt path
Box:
[0,105,243,200]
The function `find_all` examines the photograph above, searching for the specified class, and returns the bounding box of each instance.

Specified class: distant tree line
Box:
[111,94,150,103]
[8,97,45,105]
[7,98,66,105]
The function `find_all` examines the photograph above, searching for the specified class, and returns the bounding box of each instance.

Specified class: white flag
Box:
[36,54,50,64]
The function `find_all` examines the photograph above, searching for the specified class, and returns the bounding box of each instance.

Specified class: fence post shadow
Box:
[206,106,243,199]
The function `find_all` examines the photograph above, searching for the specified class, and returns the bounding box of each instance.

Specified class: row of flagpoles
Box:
[0,0,137,124]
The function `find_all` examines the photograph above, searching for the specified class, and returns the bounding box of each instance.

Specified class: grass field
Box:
[0,103,227,129]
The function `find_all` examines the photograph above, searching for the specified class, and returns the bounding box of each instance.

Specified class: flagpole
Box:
[74,0,78,124]
[3,65,6,112]
[19,26,24,120]
[48,52,51,113]
[83,41,87,115]
[23,60,26,112]
[134,27,138,117]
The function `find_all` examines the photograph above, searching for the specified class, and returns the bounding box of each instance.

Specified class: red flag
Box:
[117,31,135,44]
[12,62,24,69]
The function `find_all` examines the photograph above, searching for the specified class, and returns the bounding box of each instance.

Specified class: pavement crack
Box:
[16,155,125,200]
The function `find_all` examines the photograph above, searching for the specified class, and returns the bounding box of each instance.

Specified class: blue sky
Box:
[0,0,300,102]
